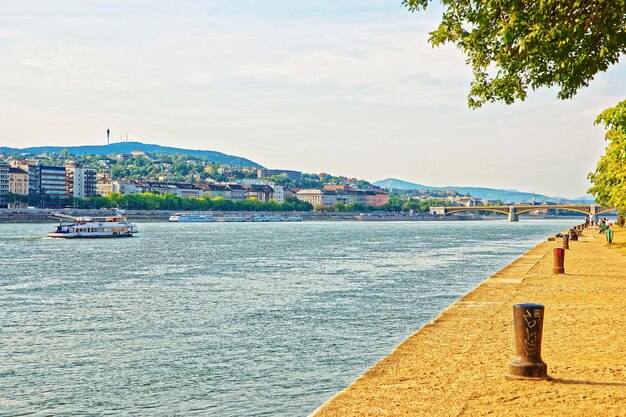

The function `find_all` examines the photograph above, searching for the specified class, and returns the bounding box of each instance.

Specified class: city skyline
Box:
[1,1,624,197]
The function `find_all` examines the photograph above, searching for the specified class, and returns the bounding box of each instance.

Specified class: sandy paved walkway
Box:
[312,226,626,416]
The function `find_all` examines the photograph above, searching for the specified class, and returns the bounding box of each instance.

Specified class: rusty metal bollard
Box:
[553,248,565,274]
[569,229,578,241]
[562,233,569,249]
[506,303,549,380]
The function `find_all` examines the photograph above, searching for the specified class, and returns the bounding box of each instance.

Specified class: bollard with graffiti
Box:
[506,303,549,380]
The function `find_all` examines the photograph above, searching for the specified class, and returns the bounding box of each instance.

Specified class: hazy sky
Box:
[1,1,624,198]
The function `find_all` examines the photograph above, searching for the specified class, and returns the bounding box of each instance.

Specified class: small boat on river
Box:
[48,215,138,238]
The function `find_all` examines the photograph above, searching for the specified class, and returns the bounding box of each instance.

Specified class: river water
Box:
[0,220,571,416]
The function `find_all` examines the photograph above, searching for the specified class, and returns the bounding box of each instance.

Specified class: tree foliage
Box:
[403,0,626,108]
[71,193,314,212]
[588,100,626,223]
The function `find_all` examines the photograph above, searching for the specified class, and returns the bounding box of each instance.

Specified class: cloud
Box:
[232,23,469,90]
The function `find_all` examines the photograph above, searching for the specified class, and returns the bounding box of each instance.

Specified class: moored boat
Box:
[169,212,216,222]
[222,215,245,222]
[48,215,138,238]
[286,215,303,222]
[251,215,270,222]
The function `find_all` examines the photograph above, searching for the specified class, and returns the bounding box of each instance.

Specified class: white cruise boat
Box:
[286,215,303,222]
[48,215,138,238]
[169,212,216,222]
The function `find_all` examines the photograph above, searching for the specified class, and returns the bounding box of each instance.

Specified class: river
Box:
[0,220,571,416]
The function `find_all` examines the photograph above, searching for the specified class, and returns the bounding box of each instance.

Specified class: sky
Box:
[0,1,624,198]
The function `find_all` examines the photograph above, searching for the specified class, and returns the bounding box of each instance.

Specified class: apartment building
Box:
[272,185,287,203]
[295,189,337,207]
[112,180,142,194]
[335,189,367,205]
[242,184,274,202]
[40,165,67,207]
[365,190,389,207]
[65,163,97,199]
[199,184,229,198]
[257,169,302,180]
[272,185,294,204]
[225,184,247,201]
[0,162,8,208]
[9,167,29,195]
[296,188,389,208]
[173,183,202,198]
[11,160,40,196]
[96,173,113,196]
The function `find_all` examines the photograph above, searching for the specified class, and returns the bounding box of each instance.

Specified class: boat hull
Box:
[169,218,216,222]
[48,214,138,238]
[48,232,136,238]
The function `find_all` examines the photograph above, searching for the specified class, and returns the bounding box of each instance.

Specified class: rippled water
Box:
[0,220,571,416]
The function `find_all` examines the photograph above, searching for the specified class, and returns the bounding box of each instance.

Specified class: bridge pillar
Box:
[430,207,446,216]
[508,206,519,222]
[590,205,600,223]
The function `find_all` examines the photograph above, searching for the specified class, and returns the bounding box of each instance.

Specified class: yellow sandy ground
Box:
[312,226,626,417]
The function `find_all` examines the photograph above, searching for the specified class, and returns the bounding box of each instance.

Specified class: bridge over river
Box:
[430,204,617,222]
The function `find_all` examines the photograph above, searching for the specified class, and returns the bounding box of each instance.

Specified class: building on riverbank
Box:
[295,189,337,207]
[199,183,229,198]
[8,167,29,196]
[365,190,389,206]
[10,160,40,197]
[173,183,202,198]
[111,180,142,195]
[225,184,247,201]
[296,188,389,208]
[257,168,302,180]
[0,162,8,208]
[96,173,113,196]
[110,180,202,198]
[65,162,97,199]
[242,184,274,202]
[40,165,67,208]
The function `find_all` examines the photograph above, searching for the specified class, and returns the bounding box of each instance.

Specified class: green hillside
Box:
[0,141,263,168]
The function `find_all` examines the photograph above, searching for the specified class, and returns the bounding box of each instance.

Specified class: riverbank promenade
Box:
[312,226,626,416]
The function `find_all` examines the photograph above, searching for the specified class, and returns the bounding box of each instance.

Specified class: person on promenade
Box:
[600,219,607,233]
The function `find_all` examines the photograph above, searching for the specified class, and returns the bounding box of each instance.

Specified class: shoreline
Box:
[0,209,588,224]
[310,226,626,416]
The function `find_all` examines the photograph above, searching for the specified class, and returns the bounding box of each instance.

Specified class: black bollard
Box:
[506,303,549,380]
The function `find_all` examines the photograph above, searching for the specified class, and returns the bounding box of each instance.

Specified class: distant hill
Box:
[0,141,263,168]
[374,178,594,203]
[573,194,596,203]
